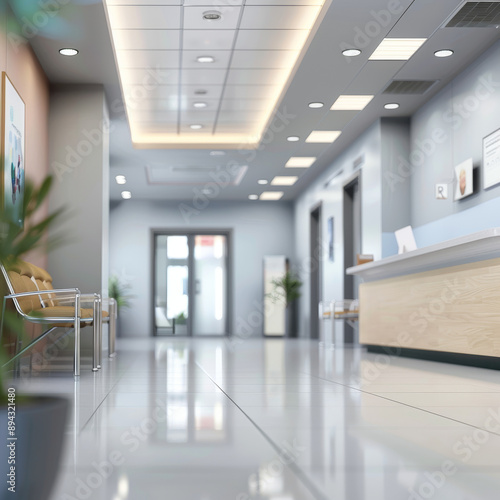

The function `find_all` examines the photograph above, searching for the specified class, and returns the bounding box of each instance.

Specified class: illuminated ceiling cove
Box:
[103,0,328,149]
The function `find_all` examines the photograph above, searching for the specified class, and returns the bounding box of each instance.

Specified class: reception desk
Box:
[347,228,500,366]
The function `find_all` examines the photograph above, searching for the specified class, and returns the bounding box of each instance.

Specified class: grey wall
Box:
[109,200,294,338]
[48,85,110,294]
[294,121,383,339]
[410,39,500,243]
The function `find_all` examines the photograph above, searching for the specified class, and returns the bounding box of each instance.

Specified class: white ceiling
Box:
[15,0,500,201]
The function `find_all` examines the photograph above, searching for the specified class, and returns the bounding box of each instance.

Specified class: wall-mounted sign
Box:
[435,184,448,200]
[454,158,473,201]
[483,128,500,190]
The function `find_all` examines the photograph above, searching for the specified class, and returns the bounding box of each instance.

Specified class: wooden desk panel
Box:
[359,257,500,357]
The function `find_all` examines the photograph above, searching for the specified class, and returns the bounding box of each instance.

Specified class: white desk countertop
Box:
[347,228,500,281]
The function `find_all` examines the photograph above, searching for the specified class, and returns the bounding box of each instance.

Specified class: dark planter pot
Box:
[285,306,295,338]
[0,396,68,500]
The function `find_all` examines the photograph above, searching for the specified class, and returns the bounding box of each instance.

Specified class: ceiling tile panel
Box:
[121,69,179,85]
[180,86,224,99]
[183,6,242,30]
[239,6,321,29]
[123,84,178,100]
[107,6,181,29]
[217,110,265,123]
[181,110,218,122]
[181,50,232,69]
[117,50,180,69]
[231,50,299,69]
[223,85,280,99]
[220,99,273,111]
[346,61,406,95]
[183,30,235,50]
[132,123,178,134]
[235,29,309,50]
[182,69,227,85]
[112,30,180,50]
[128,110,178,122]
[215,123,260,133]
[126,98,179,111]
[226,69,287,85]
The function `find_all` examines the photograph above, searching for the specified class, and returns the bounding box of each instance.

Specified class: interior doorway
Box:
[343,174,361,343]
[309,203,322,339]
[153,231,231,337]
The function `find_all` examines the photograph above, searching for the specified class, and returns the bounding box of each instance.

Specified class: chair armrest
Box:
[4,288,80,299]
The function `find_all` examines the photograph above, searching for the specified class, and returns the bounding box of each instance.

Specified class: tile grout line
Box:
[303,370,500,438]
[195,362,329,500]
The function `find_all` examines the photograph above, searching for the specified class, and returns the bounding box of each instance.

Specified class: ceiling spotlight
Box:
[384,103,400,110]
[342,48,362,57]
[197,55,215,63]
[287,136,300,142]
[121,191,132,200]
[248,194,259,200]
[59,48,79,56]
[210,151,225,156]
[115,175,126,185]
[190,124,203,130]
[193,102,207,108]
[434,49,454,58]
[203,10,222,21]
[308,102,324,109]
[257,179,268,185]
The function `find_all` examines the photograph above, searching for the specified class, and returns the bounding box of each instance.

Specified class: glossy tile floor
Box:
[14,338,500,500]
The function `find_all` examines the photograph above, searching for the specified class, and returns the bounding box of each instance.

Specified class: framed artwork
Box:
[454,158,473,201]
[327,217,334,261]
[1,72,26,229]
[483,128,500,190]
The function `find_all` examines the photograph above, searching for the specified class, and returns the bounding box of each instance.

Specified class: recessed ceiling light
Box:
[285,157,316,168]
[203,10,222,21]
[248,194,259,200]
[384,103,400,110]
[271,176,298,186]
[369,38,427,60]
[434,49,454,58]
[305,131,342,143]
[197,55,215,63]
[342,48,362,57]
[59,48,79,56]
[115,175,126,185]
[121,191,131,200]
[209,151,225,156]
[193,102,207,108]
[308,102,324,109]
[257,179,268,185]
[260,191,284,201]
[331,95,374,111]
[190,124,203,130]
[195,89,207,95]
[287,136,300,142]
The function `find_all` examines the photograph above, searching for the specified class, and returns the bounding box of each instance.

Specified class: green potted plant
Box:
[108,274,133,338]
[0,176,69,500]
[267,271,302,337]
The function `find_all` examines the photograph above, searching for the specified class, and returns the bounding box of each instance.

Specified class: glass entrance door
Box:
[154,232,229,336]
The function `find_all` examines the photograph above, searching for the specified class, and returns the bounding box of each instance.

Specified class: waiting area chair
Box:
[318,299,359,348]
[1,260,116,376]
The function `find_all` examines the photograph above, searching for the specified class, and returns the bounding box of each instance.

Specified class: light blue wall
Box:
[109,200,294,338]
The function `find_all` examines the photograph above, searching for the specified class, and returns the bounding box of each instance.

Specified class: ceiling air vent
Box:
[383,80,438,95]
[446,2,500,28]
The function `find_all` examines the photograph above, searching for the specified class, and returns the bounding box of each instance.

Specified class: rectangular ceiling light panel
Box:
[271,176,298,186]
[330,95,374,111]
[285,157,316,168]
[260,191,284,200]
[103,1,327,148]
[369,38,427,60]
[305,130,341,143]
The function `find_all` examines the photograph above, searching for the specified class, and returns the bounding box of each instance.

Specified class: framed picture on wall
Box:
[328,217,334,261]
[483,128,500,190]
[1,72,26,229]
[454,158,473,201]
